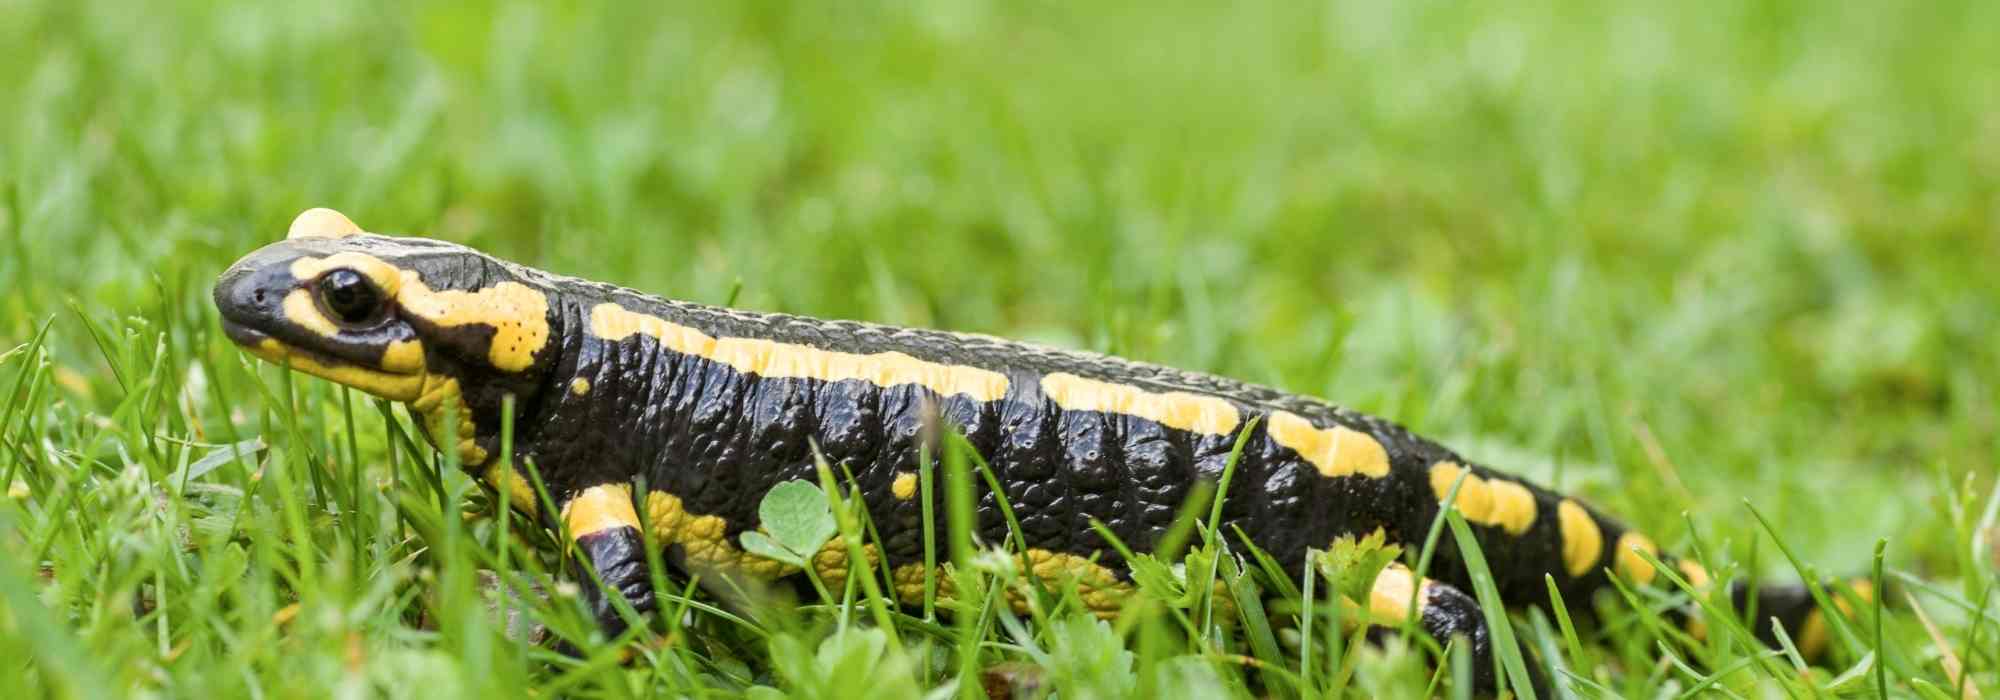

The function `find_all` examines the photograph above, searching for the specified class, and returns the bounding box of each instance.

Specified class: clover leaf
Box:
[739,479,839,567]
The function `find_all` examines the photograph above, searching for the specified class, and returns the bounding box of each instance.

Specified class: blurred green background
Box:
[1,0,1996,691]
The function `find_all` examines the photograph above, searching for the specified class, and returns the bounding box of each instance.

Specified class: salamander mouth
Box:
[220,320,427,401]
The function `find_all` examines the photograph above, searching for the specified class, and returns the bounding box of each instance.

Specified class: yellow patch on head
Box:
[1269,412,1391,478]
[286,208,364,240]
[1614,532,1659,585]
[281,289,342,338]
[1038,373,1240,435]
[244,338,427,401]
[381,339,425,374]
[400,276,551,373]
[891,472,918,500]
[1556,499,1603,578]
[563,484,641,538]
[591,303,1009,401]
[570,377,591,396]
[289,252,405,298]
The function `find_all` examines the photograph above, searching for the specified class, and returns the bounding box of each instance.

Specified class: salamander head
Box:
[213,208,562,466]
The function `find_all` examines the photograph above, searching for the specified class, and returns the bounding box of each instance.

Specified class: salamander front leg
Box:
[1364,564,1540,695]
[560,483,656,641]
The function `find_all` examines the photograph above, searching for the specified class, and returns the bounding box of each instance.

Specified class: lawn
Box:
[2,0,1996,697]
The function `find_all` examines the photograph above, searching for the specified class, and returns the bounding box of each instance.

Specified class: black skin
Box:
[574,526,654,640]
[214,233,1840,693]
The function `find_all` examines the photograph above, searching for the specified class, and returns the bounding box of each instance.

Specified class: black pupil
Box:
[320,270,380,324]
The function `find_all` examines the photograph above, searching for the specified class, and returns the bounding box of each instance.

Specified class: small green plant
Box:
[738,479,839,569]
[1314,530,1403,608]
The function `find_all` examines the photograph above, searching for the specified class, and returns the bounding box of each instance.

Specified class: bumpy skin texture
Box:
[215,215,1844,692]
[541,288,1631,598]
[574,526,654,638]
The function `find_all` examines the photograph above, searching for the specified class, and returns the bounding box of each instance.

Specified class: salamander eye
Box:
[317,269,384,324]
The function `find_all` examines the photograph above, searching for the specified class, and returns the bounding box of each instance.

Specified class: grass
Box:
[2,0,1997,696]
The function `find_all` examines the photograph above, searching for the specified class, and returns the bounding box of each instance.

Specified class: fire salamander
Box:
[215,208,1865,688]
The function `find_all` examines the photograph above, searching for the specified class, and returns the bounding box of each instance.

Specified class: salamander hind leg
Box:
[560,483,657,643]
[1729,577,1876,661]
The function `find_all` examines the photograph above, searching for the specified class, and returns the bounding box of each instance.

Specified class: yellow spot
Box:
[890,551,1133,617]
[563,484,640,538]
[282,289,341,338]
[1485,479,1538,535]
[891,472,918,500]
[483,461,539,517]
[891,564,932,605]
[286,207,364,240]
[52,366,93,400]
[272,603,302,627]
[1798,610,1830,658]
[1366,564,1423,623]
[7,480,27,500]
[1848,579,1876,604]
[1556,499,1602,577]
[1799,578,1875,659]
[400,276,551,373]
[1038,373,1239,435]
[245,338,426,401]
[1021,549,1131,615]
[1428,462,1536,535]
[570,377,591,396]
[381,339,425,374]
[410,375,488,466]
[644,491,792,580]
[1677,560,1712,589]
[1368,568,1416,620]
[1268,412,1391,478]
[1429,462,1492,520]
[591,303,1010,401]
[811,542,879,589]
[1614,532,1658,585]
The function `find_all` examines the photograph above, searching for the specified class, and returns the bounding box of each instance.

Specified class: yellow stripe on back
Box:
[1428,461,1538,535]
[1614,532,1659,585]
[1556,499,1603,577]
[1268,411,1391,478]
[592,303,1010,401]
[1039,373,1240,435]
